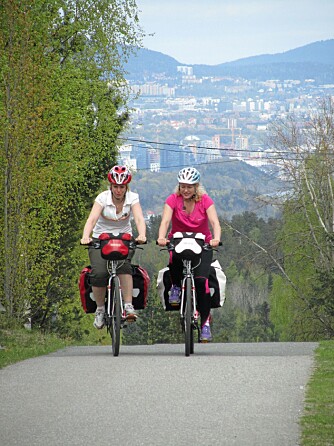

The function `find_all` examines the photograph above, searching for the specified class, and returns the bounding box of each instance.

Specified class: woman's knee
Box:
[195,276,210,295]
[195,276,206,291]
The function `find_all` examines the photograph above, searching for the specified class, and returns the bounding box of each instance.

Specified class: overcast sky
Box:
[136,0,334,65]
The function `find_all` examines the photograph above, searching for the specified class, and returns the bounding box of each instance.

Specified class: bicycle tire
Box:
[111,277,121,357]
[190,322,195,354]
[184,277,192,357]
[190,291,199,354]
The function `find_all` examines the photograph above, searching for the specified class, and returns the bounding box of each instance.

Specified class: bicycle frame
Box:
[179,257,200,314]
[105,259,127,357]
[106,259,125,321]
[179,258,200,356]
[84,238,143,357]
[162,234,206,356]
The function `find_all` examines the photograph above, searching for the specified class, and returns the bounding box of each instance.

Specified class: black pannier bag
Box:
[157,260,226,311]
[78,265,97,313]
[99,232,131,260]
[172,231,205,261]
[131,265,150,310]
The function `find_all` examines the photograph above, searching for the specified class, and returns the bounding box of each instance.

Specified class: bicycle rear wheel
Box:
[190,322,194,354]
[111,278,121,357]
[184,277,193,357]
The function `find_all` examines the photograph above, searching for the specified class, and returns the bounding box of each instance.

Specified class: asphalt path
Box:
[1,342,317,446]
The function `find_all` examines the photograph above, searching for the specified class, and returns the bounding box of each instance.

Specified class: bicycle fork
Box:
[180,266,199,330]
[106,273,127,329]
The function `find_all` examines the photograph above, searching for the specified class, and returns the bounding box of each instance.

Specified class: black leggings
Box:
[168,249,213,327]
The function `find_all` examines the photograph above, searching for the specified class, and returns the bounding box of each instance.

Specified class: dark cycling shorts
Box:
[88,240,134,287]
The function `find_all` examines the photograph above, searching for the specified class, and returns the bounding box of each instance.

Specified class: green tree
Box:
[0,0,143,332]
[268,98,334,339]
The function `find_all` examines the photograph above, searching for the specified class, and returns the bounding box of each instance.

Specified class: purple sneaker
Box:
[169,285,181,305]
[200,324,212,342]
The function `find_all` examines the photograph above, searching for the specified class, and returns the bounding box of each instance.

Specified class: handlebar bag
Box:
[173,232,205,261]
[99,232,131,260]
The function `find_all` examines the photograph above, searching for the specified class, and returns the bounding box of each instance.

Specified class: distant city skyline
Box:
[137,0,334,65]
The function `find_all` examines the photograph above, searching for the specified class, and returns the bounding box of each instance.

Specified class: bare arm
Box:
[132,202,147,243]
[80,202,103,244]
[206,204,221,247]
[157,204,173,246]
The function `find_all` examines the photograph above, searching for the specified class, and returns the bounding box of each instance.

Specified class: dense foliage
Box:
[268,99,334,340]
[0,0,143,331]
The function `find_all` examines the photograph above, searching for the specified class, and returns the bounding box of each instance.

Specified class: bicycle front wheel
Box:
[184,277,193,357]
[111,277,122,357]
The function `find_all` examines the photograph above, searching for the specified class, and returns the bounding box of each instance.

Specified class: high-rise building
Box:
[132,142,151,170]
[160,144,184,171]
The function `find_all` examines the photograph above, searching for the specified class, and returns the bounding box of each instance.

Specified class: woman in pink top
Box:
[157,167,221,342]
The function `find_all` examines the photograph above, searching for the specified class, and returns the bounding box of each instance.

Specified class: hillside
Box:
[131,162,283,220]
[125,39,334,83]
[216,39,334,66]
[125,47,179,78]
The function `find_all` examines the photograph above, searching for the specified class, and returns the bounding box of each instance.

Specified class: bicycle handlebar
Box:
[156,239,222,251]
[80,239,147,249]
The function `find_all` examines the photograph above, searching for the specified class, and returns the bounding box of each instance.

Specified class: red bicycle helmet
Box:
[107,165,132,185]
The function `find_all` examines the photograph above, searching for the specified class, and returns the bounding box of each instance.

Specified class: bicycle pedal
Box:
[169,302,180,306]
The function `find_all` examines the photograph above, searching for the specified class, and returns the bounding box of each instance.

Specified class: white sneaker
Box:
[93,310,105,329]
[124,303,137,320]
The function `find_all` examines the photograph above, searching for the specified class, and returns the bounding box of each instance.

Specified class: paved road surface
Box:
[1,342,317,446]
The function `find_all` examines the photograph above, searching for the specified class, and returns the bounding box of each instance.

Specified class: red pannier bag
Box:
[131,265,150,310]
[99,232,132,260]
[78,265,97,313]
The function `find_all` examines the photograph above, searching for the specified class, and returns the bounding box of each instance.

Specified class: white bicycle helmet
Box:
[177,167,200,184]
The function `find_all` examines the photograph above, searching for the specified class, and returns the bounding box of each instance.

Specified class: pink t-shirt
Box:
[166,193,214,242]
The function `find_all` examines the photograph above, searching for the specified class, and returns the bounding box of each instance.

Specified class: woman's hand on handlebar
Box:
[209,239,221,248]
[80,236,92,245]
[135,235,147,244]
[157,237,170,247]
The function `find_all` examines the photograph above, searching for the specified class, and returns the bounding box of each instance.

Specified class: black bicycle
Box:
[85,234,145,356]
[159,232,218,357]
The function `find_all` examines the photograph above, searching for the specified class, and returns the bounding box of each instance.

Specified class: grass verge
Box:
[0,326,74,369]
[300,340,334,446]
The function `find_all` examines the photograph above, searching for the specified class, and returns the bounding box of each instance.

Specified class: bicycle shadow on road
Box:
[50,342,318,358]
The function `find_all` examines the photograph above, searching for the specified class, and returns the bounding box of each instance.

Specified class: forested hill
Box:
[131,162,282,220]
[126,39,334,83]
